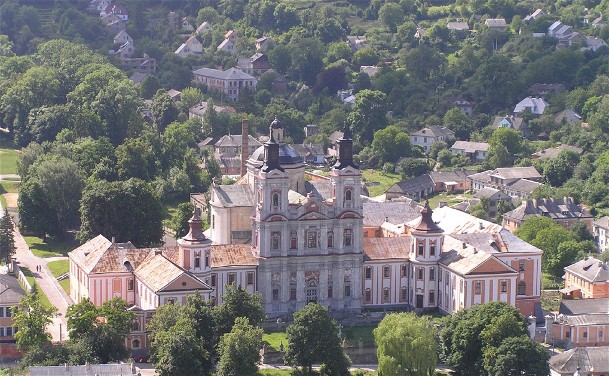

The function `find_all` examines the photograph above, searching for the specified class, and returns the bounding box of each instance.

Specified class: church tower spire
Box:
[334,123,358,170]
[261,124,284,173]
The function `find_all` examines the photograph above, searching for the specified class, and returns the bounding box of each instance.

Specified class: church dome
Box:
[250,143,303,165]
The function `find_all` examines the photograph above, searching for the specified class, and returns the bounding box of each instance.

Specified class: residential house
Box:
[468,166,543,199]
[593,216,609,252]
[429,170,474,193]
[502,197,594,233]
[529,83,565,97]
[450,141,489,162]
[346,35,367,51]
[114,40,134,59]
[189,101,236,120]
[196,21,211,34]
[513,97,549,116]
[181,17,194,32]
[113,30,132,45]
[0,273,25,354]
[414,28,427,39]
[217,38,237,55]
[524,8,545,22]
[491,115,529,137]
[255,36,274,50]
[360,66,380,76]
[175,36,203,57]
[192,67,257,102]
[224,30,237,43]
[212,134,263,176]
[238,53,271,76]
[120,55,156,74]
[555,109,582,125]
[129,72,148,84]
[304,124,319,138]
[385,170,474,200]
[88,0,112,13]
[410,126,455,152]
[547,21,581,47]
[167,89,181,101]
[550,346,609,376]
[549,298,609,348]
[472,187,512,218]
[362,200,422,239]
[585,36,608,52]
[291,144,325,165]
[531,144,583,159]
[446,21,469,32]
[562,256,609,299]
[101,14,126,34]
[592,16,606,29]
[485,18,507,30]
[101,3,128,21]
[443,95,474,116]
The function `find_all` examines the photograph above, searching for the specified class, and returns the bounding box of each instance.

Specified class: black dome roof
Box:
[250,144,303,165]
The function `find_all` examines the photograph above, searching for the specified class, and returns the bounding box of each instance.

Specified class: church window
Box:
[290,231,297,249]
[519,260,526,271]
[327,231,334,248]
[430,244,436,256]
[438,291,442,307]
[417,268,424,280]
[228,273,236,285]
[400,287,407,302]
[290,287,296,301]
[382,288,390,303]
[517,281,526,295]
[429,291,435,305]
[418,243,424,256]
[132,339,140,348]
[474,281,482,295]
[273,289,279,301]
[344,229,353,247]
[271,232,281,250]
[212,215,215,229]
[445,272,449,285]
[383,266,390,278]
[501,280,507,292]
[194,255,201,268]
[128,279,134,291]
[438,270,443,282]
[271,192,280,210]
[246,272,254,286]
[365,289,371,303]
[132,320,139,331]
[307,231,317,248]
[205,255,209,268]
[327,286,333,298]
[365,267,372,279]
[345,189,352,201]
[211,275,216,287]
[429,268,435,281]
[344,285,351,297]
[401,265,407,277]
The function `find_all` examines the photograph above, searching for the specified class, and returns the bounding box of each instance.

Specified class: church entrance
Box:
[416,294,424,308]
[306,280,318,303]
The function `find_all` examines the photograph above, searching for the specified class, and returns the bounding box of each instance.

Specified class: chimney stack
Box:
[241,118,249,176]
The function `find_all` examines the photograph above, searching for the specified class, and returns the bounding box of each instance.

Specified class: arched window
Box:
[344,229,353,247]
[517,281,526,295]
[271,192,280,209]
[345,189,352,201]
[132,339,140,348]
[430,244,436,256]
[327,231,334,248]
[418,243,424,256]
[290,231,297,249]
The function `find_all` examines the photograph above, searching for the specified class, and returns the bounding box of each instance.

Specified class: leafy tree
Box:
[0,208,16,265]
[439,302,528,376]
[378,3,404,33]
[570,221,594,242]
[285,303,350,375]
[401,45,445,80]
[115,135,161,180]
[152,90,179,134]
[397,158,430,180]
[443,108,473,140]
[214,284,264,337]
[169,202,195,238]
[12,283,56,352]
[483,336,549,376]
[140,75,162,99]
[66,297,135,363]
[78,178,163,247]
[268,44,291,75]
[18,176,59,238]
[216,317,262,376]
[348,89,388,143]
[289,37,324,86]
[179,87,204,113]
[353,47,379,66]
[374,313,436,376]
[372,125,412,164]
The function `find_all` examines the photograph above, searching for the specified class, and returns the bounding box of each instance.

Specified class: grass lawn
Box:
[258,371,375,376]
[0,148,19,175]
[24,236,76,258]
[542,273,562,290]
[361,169,401,197]
[262,331,288,352]
[47,259,70,295]
[19,267,55,310]
[343,325,376,347]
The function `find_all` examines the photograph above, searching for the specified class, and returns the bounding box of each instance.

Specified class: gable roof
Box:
[193,67,255,81]
[210,244,257,267]
[0,273,26,305]
[550,346,609,374]
[69,235,147,274]
[531,144,583,159]
[492,166,542,180]
[559,298,609,315]
[386,174,434,195]
[492,115,527,131]
[411,125,454,138]
[451,141,489,153]
[135,251,211,293]
[363,201,422,227]
[514,97,549,115]
[503,197,592,222]
[564,257,609,283]
[504,178,542,194]
[485,18,507,27]
[212,184,254,207]
[473,187,510,200]
[594,216,609,230]
[447,21,469,30]
[215,134,261,148]
[429,169,475,184]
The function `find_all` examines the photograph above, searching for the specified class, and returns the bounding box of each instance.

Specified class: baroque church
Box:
[70,119,543,340]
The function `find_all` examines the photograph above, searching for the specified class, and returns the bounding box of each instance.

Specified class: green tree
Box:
[397,158,430,180]
[179,87,204,113]
[78,178,163,247]
[0,208,16,265]
[12,283,56,352]
[140,75,162,99]
[401,45,445,80]
[483,336,549,376]
[374,312,437,376]
[214,284,265,337]
[348,89,388,143]
[152,90,179,134]
[18,176,59,238]
[216,317,262,376]
[443,108,473,140]
[439,302,528,376]
[372,125,412,164]
[169,202,195,238]
[285,303,350,375]
[378,3,404,32]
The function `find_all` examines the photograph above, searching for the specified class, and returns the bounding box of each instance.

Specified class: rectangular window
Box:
[212,215,215,229]
[500,280,508,293]
[307,231,317,248]
[401,287,407,302]
[205,255,209,268]
[445,272,449,285]
[599,330,604,339]
[227,273,236,285]
[474,281,482,295]
[401,265,407,277]
[418,268,424,280]
[430,245,436,256]
[344,285,351,297]
[0,328,4,337]
[344,229,352,247]
[438,291,442,307]
[519,260,526,271]
[375,230,381,237]
[365,289,371,303]
[211,274,217,287]
[418,244,424,256]
[383,266,390,278]
[583,331,588,338]
[290,287,296,300]
[327,286,333,298]
[194,256,201,268]
[439,269,443,282]
[128,279,134,291]
[364,231,368,237]
[271,232,280,250]
[429,291,435,305]
[273,289,279,301]
[383,289,390,303]
[113,279,121,293]
[0,307,4,318]
[246,272,254,286]
[429,268,435,281]
[365,267,372,279]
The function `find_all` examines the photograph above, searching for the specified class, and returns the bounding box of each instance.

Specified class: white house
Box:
[410,126,454,152]
[175,36,203,57]
[513,97,549,116]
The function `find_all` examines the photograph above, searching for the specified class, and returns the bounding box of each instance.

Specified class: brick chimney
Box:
[240,118,249,176]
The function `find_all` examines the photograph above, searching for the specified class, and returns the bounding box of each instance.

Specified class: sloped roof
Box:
[69,235,149,274]
[503,197,592,222]
[473,187,508,200]
[451,141,489,153]
[386,174,434,195]
[559,298,609,315]
[485,18,507,27]
[210,244,257,267]
[363,201,422,227]
[504,179,543,194]
[492,166,542,180]
[514,97,549,115]
[447,21,469,30]
[304,181,334,201]
[531,144,583,159]
[594,216,609,229]
[440,237,495,275]
[135,251,210,293]
[411,125,454,138]
[429,169,476,184]
[363,237,411,260]
[492,115,527,131]
[550,346,609,374]
[215,134,261,148]
[212,184,254,207]
[565,257,609,283]
[193,67,255,81]
[0,273,26,305]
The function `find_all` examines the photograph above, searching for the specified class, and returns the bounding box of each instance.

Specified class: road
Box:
[1,202,72,342]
